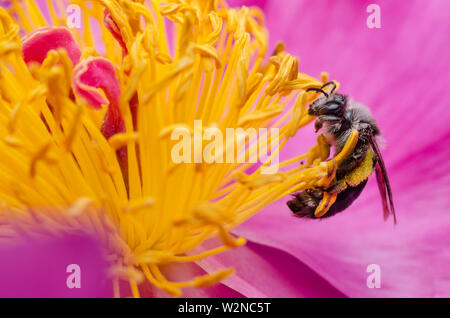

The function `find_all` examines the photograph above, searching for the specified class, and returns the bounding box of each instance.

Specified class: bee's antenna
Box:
[306,87,329,98]
[321,81,337,94]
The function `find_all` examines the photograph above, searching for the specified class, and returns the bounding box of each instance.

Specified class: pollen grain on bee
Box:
[169,120,280,174]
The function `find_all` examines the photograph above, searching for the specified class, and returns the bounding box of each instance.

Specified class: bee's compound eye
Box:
[324,103,340,111]
[319,102,344,117]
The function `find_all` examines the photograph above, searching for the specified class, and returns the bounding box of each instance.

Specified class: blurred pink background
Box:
[0,0,448,298]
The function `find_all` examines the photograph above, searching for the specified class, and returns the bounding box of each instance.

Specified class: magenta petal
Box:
[193,238,345,298]
[22,26,81,66]
[233,136,450,297]
[0,234,110,297]
[263,0,450,165]
[73,57,124,139]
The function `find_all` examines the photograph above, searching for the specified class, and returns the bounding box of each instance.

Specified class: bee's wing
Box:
[369,135,397,225]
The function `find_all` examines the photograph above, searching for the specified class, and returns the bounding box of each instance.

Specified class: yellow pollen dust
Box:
[0,0,340,297]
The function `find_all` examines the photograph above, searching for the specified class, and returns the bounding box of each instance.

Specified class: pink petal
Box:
[264,0,450,165]
[193,238,345,297]
[233,135,450,297]
[0,234,110,297]
[22,26,81,66]
[73,57,124,139]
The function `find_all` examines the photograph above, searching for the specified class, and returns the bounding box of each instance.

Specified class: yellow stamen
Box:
[108,132,139,150]
[0,0,345,297]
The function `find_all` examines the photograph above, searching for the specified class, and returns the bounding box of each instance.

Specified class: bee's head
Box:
[306,82,347,117]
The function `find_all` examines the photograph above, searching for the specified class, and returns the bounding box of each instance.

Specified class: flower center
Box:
[0,0,338,297]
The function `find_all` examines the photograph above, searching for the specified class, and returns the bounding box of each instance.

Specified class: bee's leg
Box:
[336,134,370,176]
[319,129,359,186]
[314,191,338,218]
[317,159,338,188]
[306,134,331,168]
[314,130,359,218]
[315,115,341,132]
[331,130,359,165]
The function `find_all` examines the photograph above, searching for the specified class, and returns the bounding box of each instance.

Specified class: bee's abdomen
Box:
[287,179,368,219]
[287,189,323,218]
[323,179,368,218]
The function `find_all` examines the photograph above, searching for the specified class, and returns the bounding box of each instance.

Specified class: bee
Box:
[287,81,397,223]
